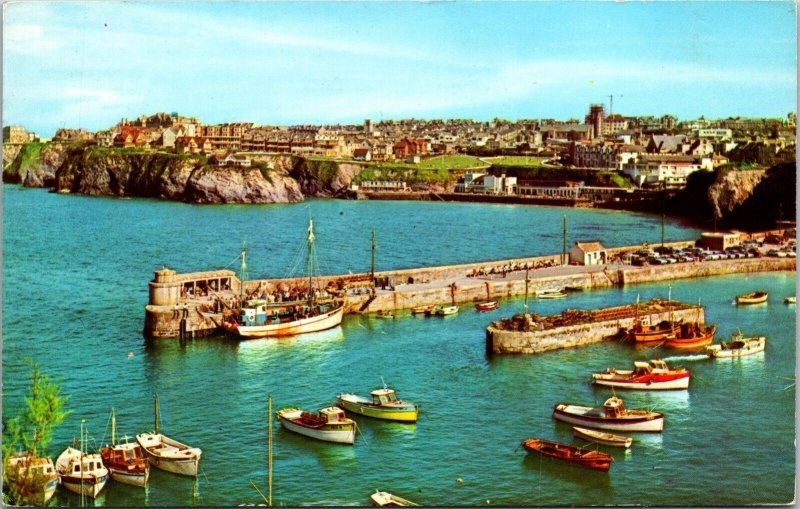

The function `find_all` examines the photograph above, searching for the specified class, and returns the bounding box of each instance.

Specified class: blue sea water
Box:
[2,185,795,506]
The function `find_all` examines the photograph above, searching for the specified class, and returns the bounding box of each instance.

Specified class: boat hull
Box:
[277,415,355,444]
[136,434,202,477]
[60,474,108,499]
[707,337,766,358]
[552,404,664,432]
[592,375,689,390]
[336,397,418,423]
[736,292,768,305]
[230,304,344,338]
[475,301,499,312]
[572,427,633,448]
[108,467,149,487]
[521,439,612,471]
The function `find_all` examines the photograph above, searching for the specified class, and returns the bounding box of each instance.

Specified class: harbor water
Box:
[2,185,795,506]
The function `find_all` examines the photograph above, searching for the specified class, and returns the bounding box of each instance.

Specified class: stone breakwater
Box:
[143,248,794,339]
[486,302,703,355]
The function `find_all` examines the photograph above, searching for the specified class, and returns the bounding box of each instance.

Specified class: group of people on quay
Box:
[467,258,559,278]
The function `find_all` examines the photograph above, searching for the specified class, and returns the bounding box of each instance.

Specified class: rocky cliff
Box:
[3,142,66,186]
[289,158,361,197]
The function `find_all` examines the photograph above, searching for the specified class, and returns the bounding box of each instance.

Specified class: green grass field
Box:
[484,156,550,167]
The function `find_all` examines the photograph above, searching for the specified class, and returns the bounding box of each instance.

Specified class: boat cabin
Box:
[370,389,399,405]
[603,397,625,418]
[319,407,348,424]
[69,456,104,474]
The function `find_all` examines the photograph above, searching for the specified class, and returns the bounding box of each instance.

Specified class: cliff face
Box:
[54,147,303,204]
[3,143,24,172]
[705,168,767,220]
[3,142,65,186]
[289,158,361,197]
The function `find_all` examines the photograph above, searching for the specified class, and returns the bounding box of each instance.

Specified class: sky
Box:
[2,1,797,137]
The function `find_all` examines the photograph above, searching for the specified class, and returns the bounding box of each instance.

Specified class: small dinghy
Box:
[572,426,633,448]
[521,438,613,471]
[736,291,768,305]
[475,301,499,312]
[370,491,420,507]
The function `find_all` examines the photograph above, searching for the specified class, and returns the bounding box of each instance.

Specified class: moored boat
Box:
[55,447,109,499]
[276,406,356,444]
[521,438,613,471]
[707,332,766,358]
[222,219,345,339]
[5,452,59,505]
[136,393,202,477]
[370,491,420,507]
[736,291,768,305]
[475,300,499,312]
[337,387,419,422]
[664,322,717,349]
[435,305,459,316]
[592,359,690,390]
[536,289,567,299]
[552,396,664,432]
[784,296,796,304]
[100,408,150,487]
[572,426,633,448]
[411,304,436,315]
[627,319,680,342]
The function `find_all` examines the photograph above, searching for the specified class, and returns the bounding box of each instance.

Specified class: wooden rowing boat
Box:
[521,438,613,471]
[736,291,768,305]
[572,426,633,448]
[475,301,499,312]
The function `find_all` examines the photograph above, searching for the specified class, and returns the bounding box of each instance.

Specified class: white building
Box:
[622,155,712,188]
[569,241,608,265]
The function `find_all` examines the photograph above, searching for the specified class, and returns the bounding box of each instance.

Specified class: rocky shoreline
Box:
[2,142,795,232]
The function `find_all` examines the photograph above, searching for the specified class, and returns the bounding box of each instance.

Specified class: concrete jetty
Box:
[143,246,794,339]
[486,300,703,355]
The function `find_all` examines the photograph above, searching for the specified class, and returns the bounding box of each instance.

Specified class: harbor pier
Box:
[143,248,794,339]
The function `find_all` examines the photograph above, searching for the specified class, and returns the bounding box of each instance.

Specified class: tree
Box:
[2,360,70,505]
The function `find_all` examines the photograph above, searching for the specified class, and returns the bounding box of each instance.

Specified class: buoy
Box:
[486,500,491,505]
[127,352,134,358]
[456,478,463,484]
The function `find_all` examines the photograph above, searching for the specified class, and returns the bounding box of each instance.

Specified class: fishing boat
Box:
[5,452,59,505]
[337,387,419,422]
[411,304,436,315]
[475,300,499,312]
[664,322,717,349]
[572,427,633,448]
[707,332,766,358]
[276,406,356,444]
[784,296,796,304]
[435,305,459,316]
[736,291,768,305]
[521,438,613,471]
[592,359,690,390]
[626,293,680,342]
[222,219,345,339]
[370,491,420,507]
[100,408,149,487]
[552,396,664,432]
[536,289,567,299]
[136,393,202,477]
[55,447,109,499]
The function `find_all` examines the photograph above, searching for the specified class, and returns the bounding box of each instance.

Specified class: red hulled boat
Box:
[475,301,499,312]
[664,322,717,349]
[521,438,613,471]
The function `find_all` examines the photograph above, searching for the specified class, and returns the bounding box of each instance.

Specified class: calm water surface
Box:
[2,185,795,506]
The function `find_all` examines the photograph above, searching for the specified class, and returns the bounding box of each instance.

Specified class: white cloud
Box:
[4,23,62,54]
[57,87,143,123]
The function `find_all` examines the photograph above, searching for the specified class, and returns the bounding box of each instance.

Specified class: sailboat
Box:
[136,392,202,477]
[223,218,345,339]
[100,408,150,487]
[56,421,109,499]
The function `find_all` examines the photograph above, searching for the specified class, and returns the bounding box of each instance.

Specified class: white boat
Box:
[536,289,567,299]
[276,406,356,444]
[435,305,459,316]
[136,393,202,477]
[370,491,420,507]
[5,452,59,505]
[592,359,690,390]
[784,296,796,304]
[55,447,109,499]
[552,396,664,432]
[223,219,344,339]
[707,333,766,358]
[572,426,633,448]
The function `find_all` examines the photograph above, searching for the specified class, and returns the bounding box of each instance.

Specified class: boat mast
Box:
[371,228,376,281]
[80,418,86,508]
[268,394,273,507]
[668,285,673,323]
[240,241,248,303]
[562,215,568,265]
[154,392,160,435]
[111,408,116,446]
[307,218,315,306]
[524,267,530,315]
